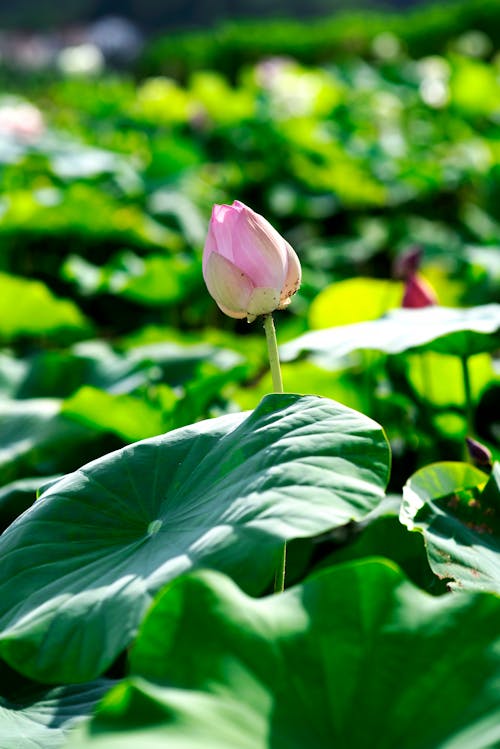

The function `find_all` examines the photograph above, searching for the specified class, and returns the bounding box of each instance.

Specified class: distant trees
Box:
[0,0,420,30]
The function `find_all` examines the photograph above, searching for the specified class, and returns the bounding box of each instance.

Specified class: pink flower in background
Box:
[203,200,301,321]
[394,245,438,308]
[402,273,438,308]
[0,101,44,140]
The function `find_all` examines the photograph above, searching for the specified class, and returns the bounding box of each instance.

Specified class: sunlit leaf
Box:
[309,277,403,328]
[0,394,389,683]
[404,351,496,407]
[401,461,500,593]
[281,305,500,366]
[62,386,174,442]
[68,562,500,749]
[0,677,112,749]
[0,273,90,342]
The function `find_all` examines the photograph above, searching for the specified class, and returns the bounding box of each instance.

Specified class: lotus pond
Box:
[0,17,499,748]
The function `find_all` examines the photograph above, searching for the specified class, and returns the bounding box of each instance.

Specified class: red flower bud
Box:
[402,273,438,308]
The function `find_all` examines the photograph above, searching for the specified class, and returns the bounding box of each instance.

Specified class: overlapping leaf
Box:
[0,394,389,683]
[68,561,500,749]
[401,462,500,593]
[281,305,500,366]
[0,677,112,749]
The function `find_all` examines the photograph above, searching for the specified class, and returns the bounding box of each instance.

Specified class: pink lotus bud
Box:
[402,273,438,308]
[203,200,301,322]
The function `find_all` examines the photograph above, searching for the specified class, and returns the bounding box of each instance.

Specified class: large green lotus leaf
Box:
[401,462,500,594]
[0,394,389,684]
[280,305,500,366]
[0,272,90,342]
[67,561,500,749]
[0,678,112,749]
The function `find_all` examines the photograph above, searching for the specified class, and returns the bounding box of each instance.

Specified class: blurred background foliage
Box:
[0,0,426,30]
[0,0,499,512]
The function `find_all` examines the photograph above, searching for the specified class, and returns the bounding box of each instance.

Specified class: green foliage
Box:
[0,676,112,749]
[0,6,499,745]
[281,305,500,362]
[309,277,404,328]
[69,562,500,749]
[0,272,90,342]
[0,394,389,683]
[402,461,500,593]
[141,0,500,79]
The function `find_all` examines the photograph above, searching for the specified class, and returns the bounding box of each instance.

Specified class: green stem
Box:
[461,355,474,457]
[274,542,286,594]
[263,313,284,394]
[262,313,286,592]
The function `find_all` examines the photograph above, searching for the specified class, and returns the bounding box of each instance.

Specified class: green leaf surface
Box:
[401,461,500,593]
[0,678,113,749]
[62,386,173,442]
[68,561,500,749]
[0,394,390,683]
[281,305,500,365]
[309,277,404,328]
[316,510,446,594]
[404,351,496,408]
[0,272,90,342]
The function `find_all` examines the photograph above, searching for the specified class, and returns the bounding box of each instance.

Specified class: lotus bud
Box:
[402,273,438,308]
[465,437,492,471]
[203,200,301,322]
[393,245,423,280]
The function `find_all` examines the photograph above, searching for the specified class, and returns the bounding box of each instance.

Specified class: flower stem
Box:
[274,542,287,594]
[461,355,474,459]
[262,313,286,592]
[263,313,284,394]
